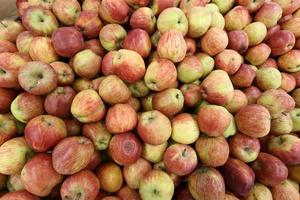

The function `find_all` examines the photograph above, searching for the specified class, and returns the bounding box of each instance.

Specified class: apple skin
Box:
[0,114,17,146]
[259,57,279,69]
[224,89,248,114]
[229,133,260,163]
[82,0,100,12]
[0,88,16,114]
[245,43,271,66]
[235,104,271,138]
[129,80,150,98]
[244,22,267,47]
[221,157,255,197]
[137,110,171,145]
[130,7,156,34]
[139,170,174,200]
[150,0,180,15]
[268,134,300,165]
[84,39,105,57]
[117,185,141,200]
[243,86,262,104]
[281,72,296,92]
[99,0,129,24]
[198,105,231,137]
[271,113,293,135]
[152,88,184,117]
[123,29,152,58]
[22,6,58,36]
[20,153,63,197]
[11,92,44,124]
[7,173,24,192]
[75,11,103,39]
[0,137,34,175]
[180,0,208,14]
[255,67,282,91]
[184,37,196,56]
[125,0,149,8]
[281,17,300,38]
[157,30,187,63]
[227,30,249,54]
[51,27,84,58]
[18,61,58,95]
[96,162,124,193]
[271,179,300,200]
[0,20,24,42]
[273,0,300,16]
[112,49,146,83]
[16,31,33,54]
[71,89,106,123]
[215,49,243,75]
[264,25,281,42]
[267,30,295,56]
[44,86,76,118]
[60,170,100,200]
[52,136,94,175]
[123,158,152,189]
[236,0,265,13]
[179,84,201,108]
[174,186,194,200]
[177,55,203,83]
[244,182,273,200]
[224,6,251,31]
[0,190,41,200]
[251,152,288,186]
[142,142,168,163]
[52,0,81,25]
[200,70,234,105]
[254,2,283,28]
[278,50,300,73]
[257,89,295,119]
[157,7,188,36]
[188,167,225,200]
[85,150,102,171]
[105,104,137,134]
[24,115,67,152]
[230,64,256,88]
[163,144,197,176]
[200,27,228,56]
[50,61,75,86]
[292,71,300,88]
[99,24,127,52]
[0,40,17,53]
[29,36,58,64]
[109,132,142,166]
[72,78,93,93]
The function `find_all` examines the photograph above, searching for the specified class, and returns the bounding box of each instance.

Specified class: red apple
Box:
[0,88,16,113]
[267,30,295,56]
[105,104,137,134]
[28,36,58,63]
[215,49,243,75]
[85,150,102,171]
[99,0,129,24]
[116,185,141,200]
[84,39,106,57]
[179,84,201,108]
[0,190,40,200]
[254,2,283,28]
[243,86,262,104]
[251,152,288,186]
[51,27,84,57]
[50,61,75,86]
[0,114,17,146]
[99,24,127,52]
[227,30,249,54]
[24,115,67,152]
[280,72,296,92]
[52,136,94,175]
[101,51,117,76]
[109,132,142,166]
[245,43,271,66]
[130,7,156,34]
[75,11,103,39]
[52,0,81,25]
[60,170,100,200]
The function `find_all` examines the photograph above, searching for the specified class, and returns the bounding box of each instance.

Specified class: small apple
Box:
[227,30,249,54]
[142,142,168,163]
[187,7,211,38]
[254,2,283,28]
[129,80,150,98]
[83,121,111,150]
[50,61,75,86]
[177,55,203,83]
[244,22,267,47]
[52,0,81,25]
[245,43,271,65]
[224,90,248,114]
[75,11,103,39]
[99,0,129,24]
[99,24,127,51]
[130,7,156,34]
[243,86,262,104]
[200,27,228,56]
[0,20,24,42]
[179,84,201,108]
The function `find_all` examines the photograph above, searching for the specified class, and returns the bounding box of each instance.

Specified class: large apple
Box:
[187,6,211,38]
[99,0,129,24]
[50,62,75,86]
[254,2,283,28]
[227,30,249,54]
[29,36,58,64]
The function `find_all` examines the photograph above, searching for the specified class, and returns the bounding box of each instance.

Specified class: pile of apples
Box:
[1,0,300,199]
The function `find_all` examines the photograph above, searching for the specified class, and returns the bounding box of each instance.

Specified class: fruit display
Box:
[1,0,300,199]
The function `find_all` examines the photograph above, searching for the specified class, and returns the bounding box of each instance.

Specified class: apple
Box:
[255,67,282,91]
[50,61,75,86]
[128,81,150,98]
[150,0,180,15]
[281,72,296,92]
[292,71,300,88]
[109,132,142,165]
[75,11,103,39]
[52,0,81,25]
[117,185,141,200]
[196,135,230,167]
[20,153,62,197]
[0,190,40,200]
[96,162,124,193]
[137,110,171,145]
[179,84,201,108]
[99,24,127,51]
[174,186,193,200]
[29,36,58,63]
[82,0,100,12]
[223,113,237,138]
[259,57,278,68]
[18,61,57,95]
[85,150,102,171]
[179,0,207,14]
[229,133,260,163]
[194,53,214,78]
[60,170,100,200]
[197,105,231,137]
[0,20,24,42]
[236,0,265,13]
[271,113,293,135]
[0,40,17,53]
[7,174,24,192]
[251,152,288,186]
[0,137,34,175]
[142,142,168,163]
[264,25,281,42]
[243,86,262,104]
[157,7,188,36]
[71,89,106,123]
[200,27,228,56]
[245,43,271,65]
[273,0,300,15]
[257,89,295,118]
[141,93,154,111]
[0,88,16,113]
[112,49,146,83]
[139,170,174,200]
[278,50,300,73]
[130,7,156,34]
[188,167,225,200]
[152,88,184,117]
[99,0,129,24]
[224,6,251,31]
[105,104,137,134]
[221,157,255,197]
[235,104,271,138]
[282,17,300,38]
[44,86,76,118]
[227,30,249,54]
[268,134,300,165]
[72,78,93,92]
[200,70,234,105]
[123,158,151,189]
[187,7,211,38]
[51,27,84,58]
[177,55,203,83]
[244,22,267,47]
[184,37,196,56]
[11,92,44,123]
[267,30,295,56]
[84,39,105,57]
[224,90,248,114]
[52,136,94,175]
[254,2,283,28]
[244,183,273,200]
[22,6,58,36]
[271,179,300,200]
[127,97,141,112]
[0,114,17,147]
[215,49,243,75]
